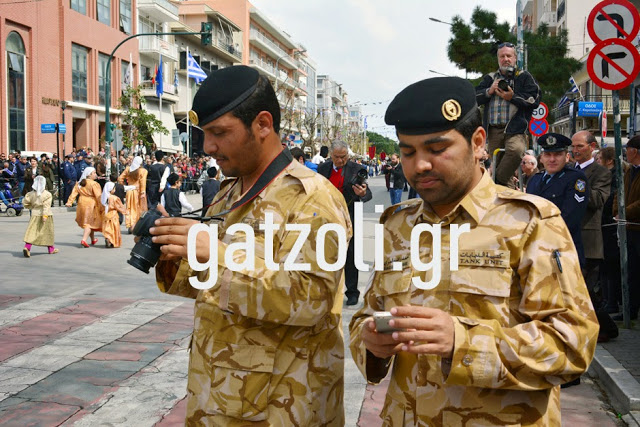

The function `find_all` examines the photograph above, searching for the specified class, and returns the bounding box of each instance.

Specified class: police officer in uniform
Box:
[150,65,351,425]
[526,133,588,266]
[349,77,598,426]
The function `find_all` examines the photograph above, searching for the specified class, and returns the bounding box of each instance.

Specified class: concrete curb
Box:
[589,345,640,414]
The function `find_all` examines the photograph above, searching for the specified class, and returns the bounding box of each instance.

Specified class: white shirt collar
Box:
[577,158,594,169]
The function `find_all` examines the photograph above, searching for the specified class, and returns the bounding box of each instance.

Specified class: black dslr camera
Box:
[497,66,515,91]
[349,168,368,187]
[128,209,163,274]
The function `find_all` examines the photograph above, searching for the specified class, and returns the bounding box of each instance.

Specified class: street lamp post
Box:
[428,17,452,25]
[428,17,469,78]
[103,30,208,176]
[274,48,306,94]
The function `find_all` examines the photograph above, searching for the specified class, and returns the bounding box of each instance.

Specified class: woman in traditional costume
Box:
[22,176,57,257]
[101,182,128,248]
[66,167,103,247]
[118,155,147,232]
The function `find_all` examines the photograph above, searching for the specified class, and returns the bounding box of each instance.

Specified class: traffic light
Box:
[201,22,213,46]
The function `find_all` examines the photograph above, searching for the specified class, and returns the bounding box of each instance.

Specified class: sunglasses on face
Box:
[498,42,515,48]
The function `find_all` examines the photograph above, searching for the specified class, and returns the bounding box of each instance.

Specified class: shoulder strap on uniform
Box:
[379,198,422,224]
[496,189,560,219]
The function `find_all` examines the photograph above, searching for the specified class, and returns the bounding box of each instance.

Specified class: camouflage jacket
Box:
[156,160,351,426]
[349,172,599,426]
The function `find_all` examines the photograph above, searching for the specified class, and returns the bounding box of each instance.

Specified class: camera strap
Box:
[185,149,293,222]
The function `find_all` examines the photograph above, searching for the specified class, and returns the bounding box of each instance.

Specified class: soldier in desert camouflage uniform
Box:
[150,66,351,426]
[349,77,599,426]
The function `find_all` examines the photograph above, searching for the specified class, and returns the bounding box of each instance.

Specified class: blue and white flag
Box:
[569,76,579,93]
[174,68,179,93]
[558,95,571,108]
[187,52,208,84]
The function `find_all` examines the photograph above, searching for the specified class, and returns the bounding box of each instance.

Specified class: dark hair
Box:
[110,174,119,182]
[231,75,281,134]
[454,107,483,143]
[290,147,305,162]
[167,173,180,186]
[600,147,615,163]
[320,146,329,157]
[155,150,165,161]
[207,167,218,178]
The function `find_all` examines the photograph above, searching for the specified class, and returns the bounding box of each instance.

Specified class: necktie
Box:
[544,173,552,185]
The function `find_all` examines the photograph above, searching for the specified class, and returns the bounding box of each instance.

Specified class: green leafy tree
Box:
[447,7,581,107]
[367,131,398,157]
[118,86,168,149]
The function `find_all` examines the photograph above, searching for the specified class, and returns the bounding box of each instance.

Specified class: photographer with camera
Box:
[383,153,406,207]
[147,66,351,425]
[476,41,540,189]
[318,140,372,306]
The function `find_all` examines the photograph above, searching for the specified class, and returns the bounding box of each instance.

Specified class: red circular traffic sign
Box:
[587,0,640,44]
[587,38,640,90]
[531,102,549,121]
[529,119,549,137]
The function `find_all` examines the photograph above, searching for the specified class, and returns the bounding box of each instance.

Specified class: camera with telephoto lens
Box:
[349,168,368,187]
[128,209,163,274]
[497,66,515,92]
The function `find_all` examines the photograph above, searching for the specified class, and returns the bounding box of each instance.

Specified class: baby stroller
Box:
[0,181,24,217]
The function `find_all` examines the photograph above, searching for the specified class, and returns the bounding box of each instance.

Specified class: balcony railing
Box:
[249,29,297,66]
[140,80,177,96]
[249,57,276,76]
[139,36,178,61]
[214,37,242,61]
[550,95,631,122]
[540,10,557,26]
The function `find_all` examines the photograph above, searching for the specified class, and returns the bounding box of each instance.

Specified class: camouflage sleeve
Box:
[446,213,599,390]
[155,258,201,300]
[349,271,394,384]
[212,194,352,327]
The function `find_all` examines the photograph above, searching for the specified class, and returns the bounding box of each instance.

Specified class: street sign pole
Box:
[55,124,62,207]
[613,90,630,329]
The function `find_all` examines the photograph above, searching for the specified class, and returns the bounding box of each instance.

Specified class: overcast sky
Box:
[250,0,517,140]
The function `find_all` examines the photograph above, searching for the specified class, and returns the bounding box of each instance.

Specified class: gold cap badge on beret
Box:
[188,110,199,126]
[442,99,461,121]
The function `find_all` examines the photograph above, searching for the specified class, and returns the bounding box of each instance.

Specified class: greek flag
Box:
[187,52,208,84]
[558,95,571,108]
[569,76,579,93]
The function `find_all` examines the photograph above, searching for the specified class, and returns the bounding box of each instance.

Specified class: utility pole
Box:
[516,0,524,70]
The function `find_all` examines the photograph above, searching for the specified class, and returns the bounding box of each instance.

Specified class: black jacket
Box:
[475,69,540,135]
[383,162,406,189]
[317,160,372,218]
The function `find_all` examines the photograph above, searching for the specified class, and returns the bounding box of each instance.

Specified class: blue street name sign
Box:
[58,124,66,134]
[578,101,603,117]
[41,123,56,134]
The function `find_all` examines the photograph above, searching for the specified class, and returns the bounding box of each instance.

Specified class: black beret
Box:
[385,77,478,135]
[189,65,260,128]
[538,133,571,152]
[167,173,180,186]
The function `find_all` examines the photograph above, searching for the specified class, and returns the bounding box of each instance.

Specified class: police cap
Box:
[385,77,478,135]
[189,65,260,128]
[538,133,571,152]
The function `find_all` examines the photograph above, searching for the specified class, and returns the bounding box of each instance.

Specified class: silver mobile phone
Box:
[373,311,402,334]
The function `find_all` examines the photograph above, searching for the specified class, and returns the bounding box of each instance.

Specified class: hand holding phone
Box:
[373,311,403,334]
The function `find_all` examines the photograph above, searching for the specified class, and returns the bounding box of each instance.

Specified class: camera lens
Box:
[128,236,161,274]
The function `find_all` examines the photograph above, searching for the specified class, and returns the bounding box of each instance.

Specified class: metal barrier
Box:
[492,148,524,191]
